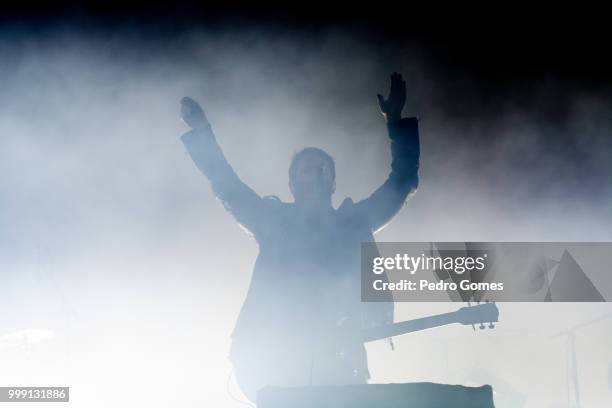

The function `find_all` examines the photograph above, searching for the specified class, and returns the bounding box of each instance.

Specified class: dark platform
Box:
[258,383,495,408]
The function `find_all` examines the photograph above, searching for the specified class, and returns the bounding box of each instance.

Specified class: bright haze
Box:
[1,16,611,408]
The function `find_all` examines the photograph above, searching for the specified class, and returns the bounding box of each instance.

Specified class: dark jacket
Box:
[181,118,419,392]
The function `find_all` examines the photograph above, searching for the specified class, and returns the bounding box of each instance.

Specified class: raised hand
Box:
[377,72,406,123]
[180,96,209,129]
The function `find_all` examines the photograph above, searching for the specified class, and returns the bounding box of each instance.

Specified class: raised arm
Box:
[354,73,420,233]
[180,97,266,235]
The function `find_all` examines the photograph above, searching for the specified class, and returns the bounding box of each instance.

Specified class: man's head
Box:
[289,147,336,203]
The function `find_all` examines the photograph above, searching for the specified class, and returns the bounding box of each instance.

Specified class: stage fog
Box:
[1,25,611,407]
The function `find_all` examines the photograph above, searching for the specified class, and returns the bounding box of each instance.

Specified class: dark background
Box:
[2,2,610,203]
[4,3,611,118]
[4,2,610,84]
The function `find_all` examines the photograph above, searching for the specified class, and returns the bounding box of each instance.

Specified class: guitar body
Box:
[230,324,369,401]
[229,303,499,402]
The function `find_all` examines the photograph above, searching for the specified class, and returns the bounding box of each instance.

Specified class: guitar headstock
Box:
[455,302,499,329]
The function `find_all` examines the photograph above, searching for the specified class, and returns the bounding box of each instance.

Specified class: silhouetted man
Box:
[180,73,419,401]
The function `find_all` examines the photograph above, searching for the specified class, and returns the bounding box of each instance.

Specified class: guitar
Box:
[363,302,499,342]
[231,302,499,401]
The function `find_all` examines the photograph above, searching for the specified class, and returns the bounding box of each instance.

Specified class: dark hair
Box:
[288,147,336,184]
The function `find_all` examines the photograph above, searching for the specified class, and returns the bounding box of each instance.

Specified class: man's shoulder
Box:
[338,197,354,209]
[262,195,292,211]
[260,196,361,216]
[336,197,356,216]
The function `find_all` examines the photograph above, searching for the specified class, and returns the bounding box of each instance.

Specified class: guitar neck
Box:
[362,311,458,343]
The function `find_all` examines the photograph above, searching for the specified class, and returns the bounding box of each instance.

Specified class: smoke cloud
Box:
[1,23,610,407]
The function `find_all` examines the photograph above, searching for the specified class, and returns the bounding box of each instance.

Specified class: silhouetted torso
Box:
[181,118,419,399]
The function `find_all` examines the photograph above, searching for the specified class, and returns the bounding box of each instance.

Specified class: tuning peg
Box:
[488,322,495,329]
[479,323,485,330]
